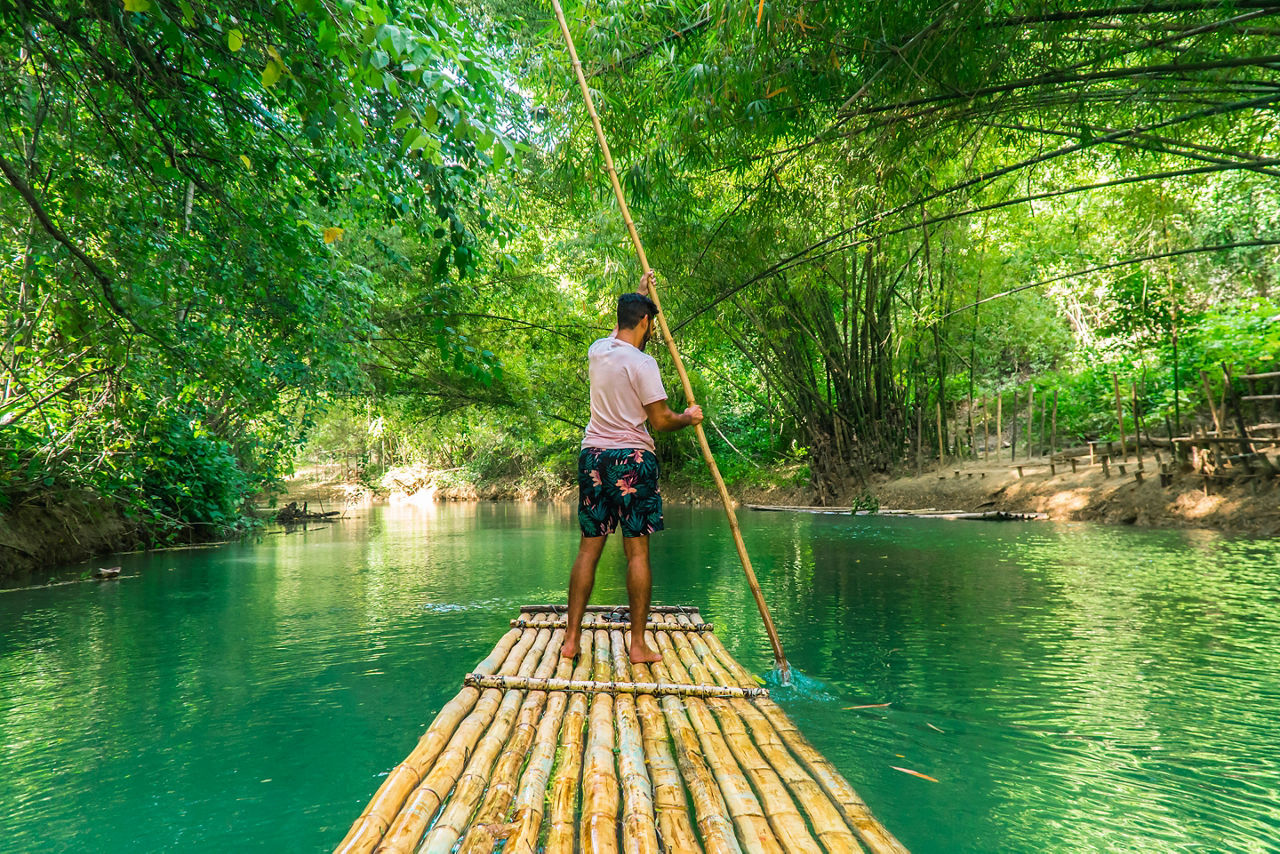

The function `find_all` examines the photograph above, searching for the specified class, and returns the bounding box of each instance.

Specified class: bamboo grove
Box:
[3,0,1279,533]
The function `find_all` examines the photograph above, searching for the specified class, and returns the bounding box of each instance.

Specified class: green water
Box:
[2,503,1279,852]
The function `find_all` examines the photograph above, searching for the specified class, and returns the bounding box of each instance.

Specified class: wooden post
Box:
[549,0,789,677]
[982,394,989,462]
[1222,365,1254,457]
[1200,370,1223,435]
[1010,390,1017,461]
[1132,384,1144,471]
[936,400,945,464]
[1051,390,1059,461]
[1025,383,1034,461]
[1112,373,1128,460]
[997,392,1004,461]
[1039,390,1047,458]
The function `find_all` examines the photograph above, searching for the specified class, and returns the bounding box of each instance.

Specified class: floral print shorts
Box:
[577,447,664,538]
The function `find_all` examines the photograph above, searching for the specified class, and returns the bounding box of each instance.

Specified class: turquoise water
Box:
[2,503,1279,852]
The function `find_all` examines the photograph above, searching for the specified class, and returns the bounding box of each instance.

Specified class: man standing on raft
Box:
[561,270,703,664]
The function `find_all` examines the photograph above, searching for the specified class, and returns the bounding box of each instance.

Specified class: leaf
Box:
[228,29,244,52]
[891,767,939,783]
[262,60,283,88]
[239,154,251,170]
[322,227,344,244]
[123,0,151,11]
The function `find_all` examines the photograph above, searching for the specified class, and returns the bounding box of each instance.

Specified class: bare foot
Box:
[629,642,662,664]
[561,636,579,659]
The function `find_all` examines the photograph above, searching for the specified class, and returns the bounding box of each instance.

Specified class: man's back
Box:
[582,337,666,452]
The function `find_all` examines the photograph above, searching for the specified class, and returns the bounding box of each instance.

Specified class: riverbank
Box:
[284,457,1280,537]
[0,492,143,581]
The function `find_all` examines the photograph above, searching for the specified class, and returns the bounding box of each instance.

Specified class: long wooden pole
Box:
[549,0,788,678]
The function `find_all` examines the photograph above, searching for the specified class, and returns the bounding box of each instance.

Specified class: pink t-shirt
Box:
[581,337,667,452]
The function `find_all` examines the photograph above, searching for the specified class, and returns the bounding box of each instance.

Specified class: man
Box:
[561,270,703,664]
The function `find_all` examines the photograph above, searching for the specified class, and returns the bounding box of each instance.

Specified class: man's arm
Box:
[643,399,703,432]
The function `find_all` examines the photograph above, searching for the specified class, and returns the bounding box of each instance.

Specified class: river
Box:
[2,502,1278,851]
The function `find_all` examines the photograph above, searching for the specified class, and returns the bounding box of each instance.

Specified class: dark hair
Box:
[617,292,658,330]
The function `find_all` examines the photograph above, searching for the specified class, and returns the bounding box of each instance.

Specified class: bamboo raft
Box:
[335,605,908,854]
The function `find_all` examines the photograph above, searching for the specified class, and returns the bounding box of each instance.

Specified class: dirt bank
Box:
[0,492,143,582]
[867,454,1280,536]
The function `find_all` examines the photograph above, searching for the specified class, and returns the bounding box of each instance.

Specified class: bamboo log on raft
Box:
[463,673,767,699]
[652,618,821,854]
[671,618,860,851]
[579,629,621,854]
[454,634,576,854]
[418,625,566,854]
[543,620,596,852]
[645,630,783,854]
[633,648,743,854]
[511,618,714,632]
[624,640,703,852]
[502,615,598,854]
[374,619,555,854]
[333,626,528,854]
[607,630,660,854]
[698,630,910,854]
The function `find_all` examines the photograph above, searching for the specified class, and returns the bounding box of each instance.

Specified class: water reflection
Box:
[0,504,1277,852]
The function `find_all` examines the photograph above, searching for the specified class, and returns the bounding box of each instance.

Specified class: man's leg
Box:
[623,535,661,663]
[562,535,608,658]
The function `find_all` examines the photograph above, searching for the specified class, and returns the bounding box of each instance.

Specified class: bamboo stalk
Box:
[656,619,822,854]
[647,623,783,854]
[333,628,526,854]
[624,642,703,853]
[455,633,577,854]
[935,400,944,464]
[634,643,743,854]
[698,632,909,854]
[511,618,714,632]
[463,674,768,699]
[373,622,554,854]
[1051,390,1058,460]
[504,616,598,854]
[544,619,597,853]
[548,0,788,678]
[1039,390,1047,457]
[607,631,660,854]
[1025,383,1034,460]
[671,616,864,853]
[579,629,621,854]
[419,627,565,854]
[997,392,1003,461]
[1200,369,1222,434]
[520,604,696,614]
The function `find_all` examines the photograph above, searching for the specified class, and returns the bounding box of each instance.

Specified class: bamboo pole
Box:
[1010,389,1017,460]
[607,631,660,854]
[334,628,526,854]
[455,635,577,854]
[635,640,744,854]
[544,616,596,853]
[671,616,864,853]
[628,650,714,853]
[1132,384,1145,471]
[463,674,768,699]
[698,632,909,854]
[548,0,788,678]
[1039,390,1047,457]
[657,618,823,853]
[520,604,695,614]
[647,621,783,854]
[503,616,598,854]
[419,628,565,854]
[1112,373,1128,459]
[580,629,620,854]
[375,621,553,854]
[510,618,713,632]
